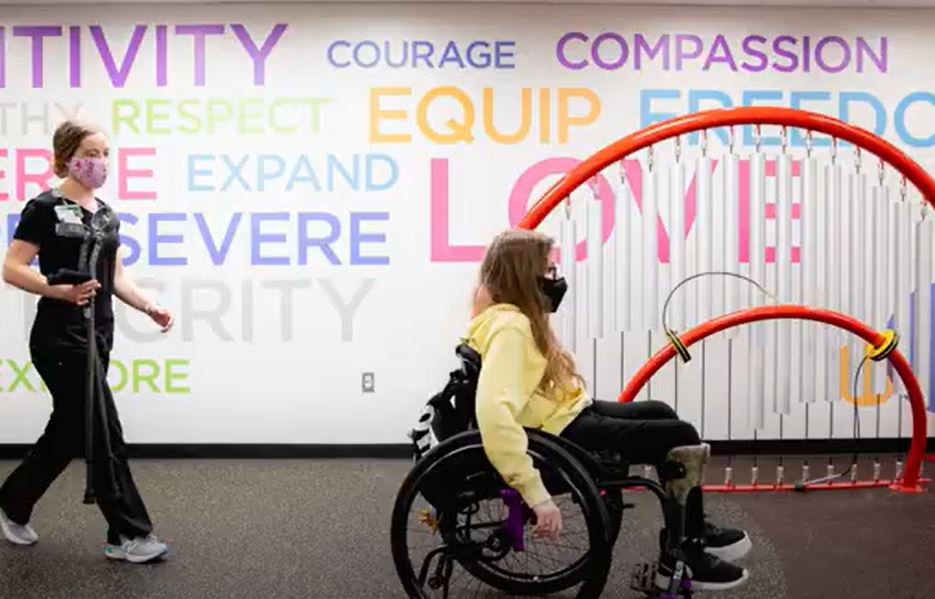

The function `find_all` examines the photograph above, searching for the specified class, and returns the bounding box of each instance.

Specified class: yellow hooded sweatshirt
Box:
[466,303,592,507]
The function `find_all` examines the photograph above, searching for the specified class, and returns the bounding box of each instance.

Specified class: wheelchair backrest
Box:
[436,343,482,439]
[409,342,482,459]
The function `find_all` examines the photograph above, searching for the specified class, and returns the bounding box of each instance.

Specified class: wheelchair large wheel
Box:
[539,433,626,548]
[391,431,612,598]
[601,487,624,546]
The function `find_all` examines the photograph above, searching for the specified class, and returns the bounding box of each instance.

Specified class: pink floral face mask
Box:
[68,157,108,189]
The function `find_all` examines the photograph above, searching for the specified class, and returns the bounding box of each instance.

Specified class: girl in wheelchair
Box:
[467,228,750,591]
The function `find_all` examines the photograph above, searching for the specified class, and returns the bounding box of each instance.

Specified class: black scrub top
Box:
[13,189,121,354]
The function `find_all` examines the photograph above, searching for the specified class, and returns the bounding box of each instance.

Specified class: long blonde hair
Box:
[478,229,582,395]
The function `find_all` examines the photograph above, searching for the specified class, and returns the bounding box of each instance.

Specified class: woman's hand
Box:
[52,279,100,306]
[531,499,563,540]
[113,246,173,332]
[144,303,174,332]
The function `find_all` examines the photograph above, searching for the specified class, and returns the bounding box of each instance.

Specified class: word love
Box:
[430,156,802,263]
[1,23,288,88]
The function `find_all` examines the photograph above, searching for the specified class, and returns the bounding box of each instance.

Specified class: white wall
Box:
[0,3,933,444]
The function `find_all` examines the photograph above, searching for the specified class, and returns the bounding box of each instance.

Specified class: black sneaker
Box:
[703,521,752,562]
[656,542,749,591]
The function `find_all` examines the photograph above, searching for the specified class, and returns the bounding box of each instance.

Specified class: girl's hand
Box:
[145,304,174,332]
[531,499,562,540]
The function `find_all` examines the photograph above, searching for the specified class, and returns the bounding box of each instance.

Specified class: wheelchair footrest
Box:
[630,562,658,593]
[630,562,693,598]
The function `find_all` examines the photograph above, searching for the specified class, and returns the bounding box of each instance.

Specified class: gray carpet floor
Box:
[0,457,932,598]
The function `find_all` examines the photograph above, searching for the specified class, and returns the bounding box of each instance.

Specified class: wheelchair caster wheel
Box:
[630,562,657,594]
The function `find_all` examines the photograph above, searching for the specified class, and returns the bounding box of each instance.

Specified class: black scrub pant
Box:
[561,399,706,538]
[0,346,153,544]
[561,400,702,462]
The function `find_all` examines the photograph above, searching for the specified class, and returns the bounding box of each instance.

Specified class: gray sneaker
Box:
[0,506,38,546]
[104,535,168,563]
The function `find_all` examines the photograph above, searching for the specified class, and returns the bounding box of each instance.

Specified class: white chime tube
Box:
[777,154,793,414]
[850,173,867,364]
[895,200,913,395]
[671,159,685,330]
[697,155,714,322]
[824,161,848,401]
[859,175,872,327]
[725,155,740,315]
[749,151,767,429]
[841,172,853,405]
[588,191,604,340]
[803,155,818,402]
[803,156,819,308]
[603,180,616,336]
[872,186,890,394]
[860,175,874,379]
[886,197,899,394]
[914,216,933,410]
[560,214,578,353]
[644,158,659,331]
[858,174,872,398]
[839,169,852,315]
[750,153,767,306]
[858,174,873,394]
[616,164,632,333]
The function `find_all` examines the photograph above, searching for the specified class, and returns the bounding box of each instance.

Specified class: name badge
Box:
[54,204,84,225]
[55,222,87,238]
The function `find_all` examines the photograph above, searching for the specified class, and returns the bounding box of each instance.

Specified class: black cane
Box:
[93,343,120,500]
[83,236,103,505]
[48,205,109,505]
[52,210,122,504]
[45,265,98,504]
[83,238,102,506]
[83,293,96,505]
[84,228,121,502]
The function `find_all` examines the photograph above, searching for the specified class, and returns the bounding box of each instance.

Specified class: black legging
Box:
[561,400,702,466]
[561,399,706,539]
[0,347,153,544]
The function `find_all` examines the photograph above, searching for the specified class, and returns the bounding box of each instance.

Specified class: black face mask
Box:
[538,276,568,313]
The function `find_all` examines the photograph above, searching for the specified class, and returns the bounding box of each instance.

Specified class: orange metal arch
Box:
[517,106,935,230]
[616,305,927,493]
[514,107,933,493]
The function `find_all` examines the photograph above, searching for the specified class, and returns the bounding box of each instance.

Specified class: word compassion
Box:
[557,33,887,74]
[0,23,288,88]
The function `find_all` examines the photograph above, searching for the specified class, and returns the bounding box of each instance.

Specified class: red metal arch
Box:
[616,305,927,493]
[513,107,933,492]
[517,106,935,230]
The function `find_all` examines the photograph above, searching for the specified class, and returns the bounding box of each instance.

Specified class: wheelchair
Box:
[391,344,701,598]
